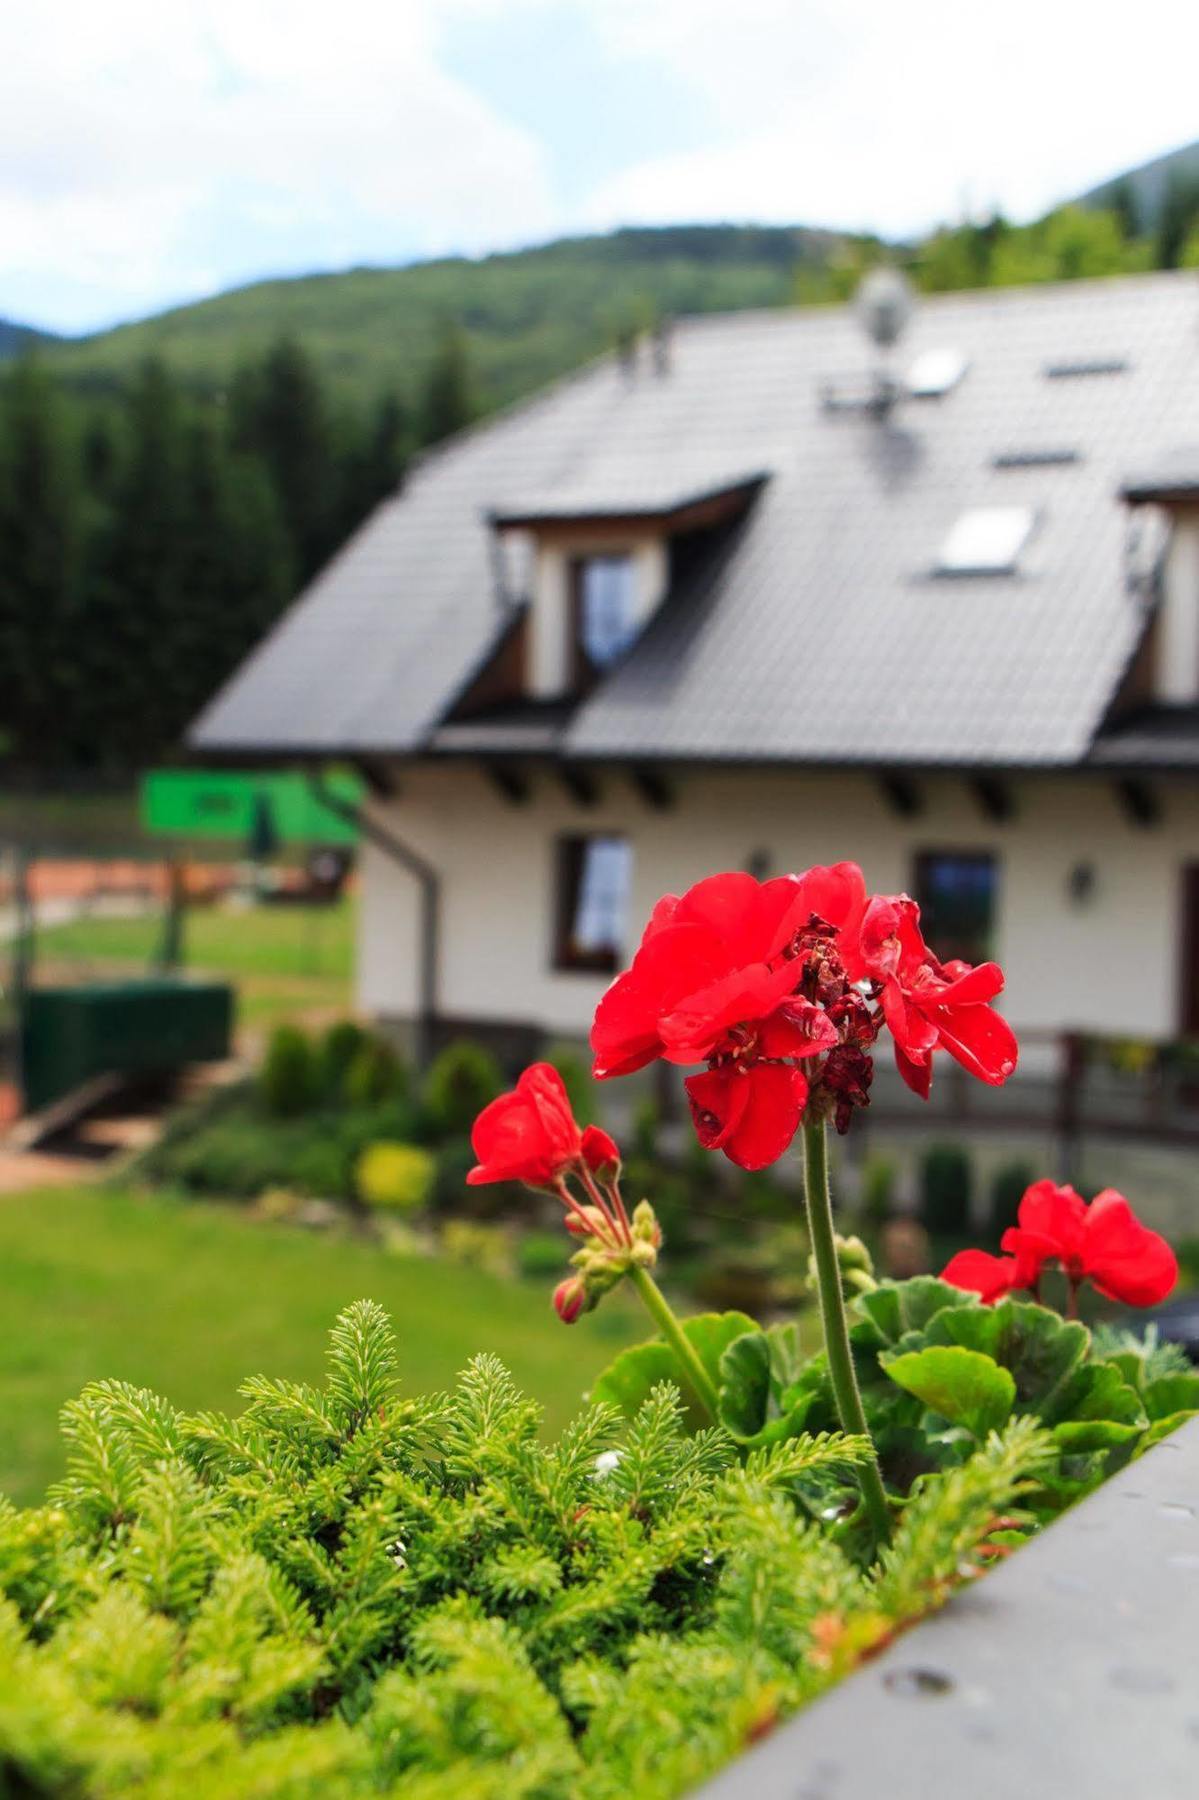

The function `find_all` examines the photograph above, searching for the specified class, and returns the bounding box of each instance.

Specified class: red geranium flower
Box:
[591,862,1018,1170]
[943,1179,1177,1310]
[851,895,1017,1098]
[467,1063,584,1188]
[591,869,849,1169]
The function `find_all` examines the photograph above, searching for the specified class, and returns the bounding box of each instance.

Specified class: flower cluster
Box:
[590,864,1017,1168]
[942,1179,1177,1310]
[467,1062,660,1321]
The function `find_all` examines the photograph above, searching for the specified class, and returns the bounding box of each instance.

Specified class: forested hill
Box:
[0,318,55,359]
[43,225,844,411]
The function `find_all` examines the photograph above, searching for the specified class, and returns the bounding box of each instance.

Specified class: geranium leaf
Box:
[1143,1373,1199,1423]
[883,1346,1016,1438]
[921,1300,1088,1416]
[717,1326,820,1446]
[852,1278,971,1350]
[589,1311,756,1426]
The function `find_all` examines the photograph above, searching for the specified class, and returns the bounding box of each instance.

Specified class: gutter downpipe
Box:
[305,773,441,1070]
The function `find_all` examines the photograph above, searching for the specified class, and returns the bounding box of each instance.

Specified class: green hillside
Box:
[45,224,843,411]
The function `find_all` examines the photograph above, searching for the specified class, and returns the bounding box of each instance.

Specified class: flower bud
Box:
[631,1198,663,1249]
[564,1203,609,1239]
[553,1275,587,1324]
[581,1124,622,1180]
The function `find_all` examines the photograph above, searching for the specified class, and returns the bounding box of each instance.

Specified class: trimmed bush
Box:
[343,1038,409,1109]
[315,1019,370,1098]
[919,1141,973,1236]
[355,1142,436,1214]
[988,1160,1035,1239]
[259,1025,318,1118]
[421,1040,503,1138]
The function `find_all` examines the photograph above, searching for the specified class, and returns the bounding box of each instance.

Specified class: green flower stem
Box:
[801,1117,893,1546]
[628,1265,721,1424]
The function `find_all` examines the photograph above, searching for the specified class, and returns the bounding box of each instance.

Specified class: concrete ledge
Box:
[696,1415,1199,1800]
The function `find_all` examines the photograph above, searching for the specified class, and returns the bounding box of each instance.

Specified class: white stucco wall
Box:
[1155,517,1199,704]
[358,764,1199,1050]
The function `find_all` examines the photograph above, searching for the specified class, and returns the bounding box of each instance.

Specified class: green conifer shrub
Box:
[421,1041,503,1138]
[259,1025,318,1119]
[0,1302,1060,1799]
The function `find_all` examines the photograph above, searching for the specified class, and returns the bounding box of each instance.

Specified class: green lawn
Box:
[34,900,354,1037]
[0,1186,646,1506]
[36,897,354,982]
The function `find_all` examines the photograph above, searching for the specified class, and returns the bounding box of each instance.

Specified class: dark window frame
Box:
[912,848,999,968]
[552,833,632,975]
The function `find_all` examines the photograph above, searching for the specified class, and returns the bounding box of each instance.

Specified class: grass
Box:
[0,1186,647,1506]
[35,898,354,982]
[33,899,354,1038]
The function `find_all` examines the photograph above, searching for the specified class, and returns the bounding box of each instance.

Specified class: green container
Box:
[21,980,233,1113]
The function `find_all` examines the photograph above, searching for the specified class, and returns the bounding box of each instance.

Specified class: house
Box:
[192,270,1199,1093]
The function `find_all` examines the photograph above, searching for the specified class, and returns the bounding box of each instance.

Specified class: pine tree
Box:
[232,336,335,581]
[418,319,476,446]
[86,357,192,768]
[0,356,84,767]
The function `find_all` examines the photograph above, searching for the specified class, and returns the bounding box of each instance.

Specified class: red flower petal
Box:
[581,1124,621,1174]
[893,1042,933,1098]
[467,1062,582,1186]
[684,1067,751,1151]
[722,1063,809,1171]
[658,958,802,1062]
[928,1000,1018,1086]
[941,1249,1025,1304]
[1009,1179,1087,1262]
[757,997,840,1059]
[590,920,728,1078]
[771,861,868,960]
[1081,1189,1178,1307]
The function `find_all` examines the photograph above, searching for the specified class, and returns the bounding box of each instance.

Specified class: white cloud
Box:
[580,0,1199,236]
[3,0,1199,332]
[0,0,557,330]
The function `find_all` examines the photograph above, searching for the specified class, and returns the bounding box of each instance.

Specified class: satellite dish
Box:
[857,267,914,350]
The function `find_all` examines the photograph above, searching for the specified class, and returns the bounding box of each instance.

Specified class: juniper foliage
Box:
[0,1301,1050,1798]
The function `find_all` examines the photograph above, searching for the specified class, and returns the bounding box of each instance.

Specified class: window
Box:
[935,506,1036,576]
[554,835,633,973]
[914,852,997,968]
[574,555,639,673]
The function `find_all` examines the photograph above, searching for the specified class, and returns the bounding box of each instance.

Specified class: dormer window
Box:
[575,554,639,675]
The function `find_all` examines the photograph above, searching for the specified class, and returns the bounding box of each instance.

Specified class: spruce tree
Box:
[418,320,476,446]
[0,357,86,768]
[232,336,335,582]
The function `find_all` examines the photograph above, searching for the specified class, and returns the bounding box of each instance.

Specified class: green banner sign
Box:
[141,770,361,846]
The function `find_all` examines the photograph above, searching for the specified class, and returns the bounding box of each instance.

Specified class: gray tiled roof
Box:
[191,271,1199,770]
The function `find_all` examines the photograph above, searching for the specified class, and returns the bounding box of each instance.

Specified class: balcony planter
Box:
[697,1412,1199,1800]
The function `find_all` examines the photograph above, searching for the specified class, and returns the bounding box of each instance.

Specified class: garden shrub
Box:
[343,1038,409,1109]
[0,1303,1061,1800]
[356,1142,436,1214]
[421,1040,503,1138]
[630,1097,660,1162]
[441,1220,513,1277]
[259,1025,318,1118]
[919,1142,972,1236]
[988,1160,1035,1239]
[314,1019,370,1099]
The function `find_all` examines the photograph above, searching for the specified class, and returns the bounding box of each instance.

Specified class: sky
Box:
[3,0,1198,337]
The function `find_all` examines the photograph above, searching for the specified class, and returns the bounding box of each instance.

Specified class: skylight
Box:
[1043,357,1128,379]
[907,347,968,398]
[936,507,1036,576]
